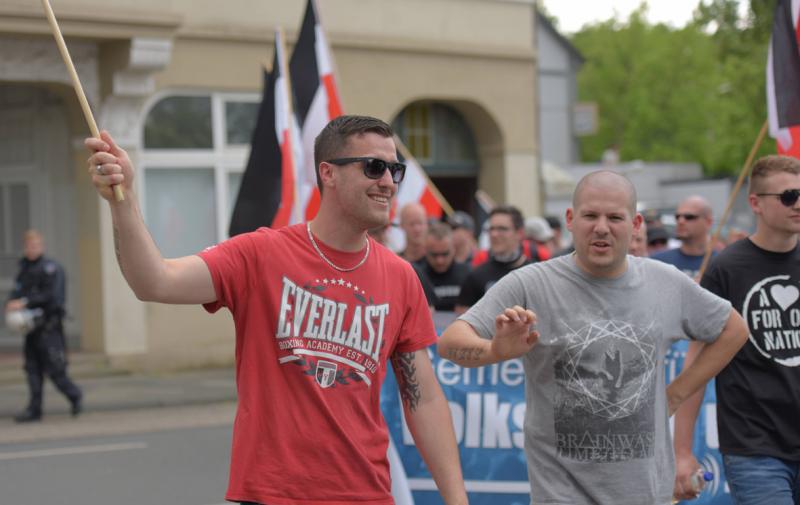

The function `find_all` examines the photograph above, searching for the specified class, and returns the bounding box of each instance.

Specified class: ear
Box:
[632,212,643,231]
[318,162,336,189]
[748,193,761,215]
[565,208,574,232]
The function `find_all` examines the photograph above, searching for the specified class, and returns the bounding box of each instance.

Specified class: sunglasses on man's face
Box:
[756,189,800,207]
[675,213,700,221]
[427,251,452,259]
[326,157,406,184]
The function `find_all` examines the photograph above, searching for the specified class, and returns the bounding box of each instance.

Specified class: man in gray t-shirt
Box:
[439,170,748,505]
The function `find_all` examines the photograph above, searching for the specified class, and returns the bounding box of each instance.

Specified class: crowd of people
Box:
[375,203,569,316]
[382,192,748,320]
[4,113,792,505]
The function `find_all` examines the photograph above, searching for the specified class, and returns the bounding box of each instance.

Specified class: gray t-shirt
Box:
[460,254,731,505]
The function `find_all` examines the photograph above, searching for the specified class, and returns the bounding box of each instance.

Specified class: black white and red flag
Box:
[289,0,343,221]
[768,0,800,157]
[229,31,300,236]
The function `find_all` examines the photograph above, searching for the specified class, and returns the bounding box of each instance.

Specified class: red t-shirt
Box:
[198,223,436,505]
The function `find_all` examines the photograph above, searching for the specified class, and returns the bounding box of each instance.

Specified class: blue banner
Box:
[383,345,529,505]
[381,332,731,504]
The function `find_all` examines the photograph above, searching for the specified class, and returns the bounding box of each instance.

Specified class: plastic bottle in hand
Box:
[690,469,713,492]
[673,469,713,503]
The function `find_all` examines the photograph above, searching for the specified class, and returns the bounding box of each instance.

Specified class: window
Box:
[144,96,213,149]
[144,168,216,258]
[393,103,478,177]
[141,93,259,256]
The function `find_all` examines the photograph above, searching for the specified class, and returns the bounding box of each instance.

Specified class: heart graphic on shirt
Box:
[770,284,799,311]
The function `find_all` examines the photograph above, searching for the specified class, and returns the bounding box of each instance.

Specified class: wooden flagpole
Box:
[41,0,124,201]
[698,119,769,278]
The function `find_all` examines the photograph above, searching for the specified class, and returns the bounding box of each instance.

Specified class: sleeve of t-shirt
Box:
[393,261,438,354]
[678,267,732,343]
[459,269,528,340]
[197,231,261,314]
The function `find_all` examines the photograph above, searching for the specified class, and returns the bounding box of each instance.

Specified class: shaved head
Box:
[573,170,637,216]
[678,195,712,217]
[400,202,426,224]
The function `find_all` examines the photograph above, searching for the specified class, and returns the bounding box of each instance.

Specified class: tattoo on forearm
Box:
[445,347,485,362]
[392,352,421,412]
[113,224,124,274]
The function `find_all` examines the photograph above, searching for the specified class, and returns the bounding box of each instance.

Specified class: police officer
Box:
[5,230,82,423]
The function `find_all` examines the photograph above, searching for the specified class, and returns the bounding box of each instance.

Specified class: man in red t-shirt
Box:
[85,116,467,505]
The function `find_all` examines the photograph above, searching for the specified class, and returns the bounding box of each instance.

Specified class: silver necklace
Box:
[306,223,370,272]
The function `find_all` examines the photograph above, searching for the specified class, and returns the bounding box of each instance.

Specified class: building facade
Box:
[0,0,541,369]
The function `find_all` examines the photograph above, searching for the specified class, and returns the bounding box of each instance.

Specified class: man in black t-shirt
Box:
[455,205,528,314]
[416,222,470,312]
[674,155,800,503]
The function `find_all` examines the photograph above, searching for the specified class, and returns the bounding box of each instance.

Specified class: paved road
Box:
[0,403,236,505]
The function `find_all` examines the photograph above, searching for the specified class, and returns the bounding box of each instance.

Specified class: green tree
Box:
[569,1,780,176]
[693,0,777,175]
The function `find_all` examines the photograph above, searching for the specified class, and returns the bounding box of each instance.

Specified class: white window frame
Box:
[140,90,260,245]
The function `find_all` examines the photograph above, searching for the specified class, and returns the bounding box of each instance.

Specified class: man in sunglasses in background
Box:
[651,195,715,280]
[674,155,800,503]
[84,115,468,505]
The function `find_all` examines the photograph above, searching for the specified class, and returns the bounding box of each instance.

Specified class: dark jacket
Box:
[9,255,66,321]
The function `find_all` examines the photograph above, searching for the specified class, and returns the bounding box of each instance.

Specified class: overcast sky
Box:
[539,0,707,34]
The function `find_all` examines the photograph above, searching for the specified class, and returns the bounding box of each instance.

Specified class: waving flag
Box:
[767,0,800,157]
[229,30,301,235]
[289,0,342,221]
[385,140,447,251]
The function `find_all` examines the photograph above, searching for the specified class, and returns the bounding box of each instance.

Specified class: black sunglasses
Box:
[757,189,800,207]
[675,213,700,221]
[326,157,406,184]
[427,251,452,259]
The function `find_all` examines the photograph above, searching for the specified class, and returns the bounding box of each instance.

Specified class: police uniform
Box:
[8,254,82,422]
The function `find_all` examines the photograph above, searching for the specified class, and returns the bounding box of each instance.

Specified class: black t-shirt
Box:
[418,260,471,312]
[411,262,438,308]
[457,257,529,308]
[700,238,800,460]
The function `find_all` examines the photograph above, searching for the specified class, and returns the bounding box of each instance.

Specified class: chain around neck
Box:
[306,223,370,272]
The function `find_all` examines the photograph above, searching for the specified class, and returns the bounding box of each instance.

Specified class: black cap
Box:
[544,215,561,231]
[647,226,669,244]
[447,211,475,233]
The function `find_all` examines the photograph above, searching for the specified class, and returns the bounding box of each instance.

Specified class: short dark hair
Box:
[489,205,524,230]
[313,115,394,191]
[748,155,800,194]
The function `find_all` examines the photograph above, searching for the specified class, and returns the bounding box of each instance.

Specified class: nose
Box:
[593,217,610,234]
[377,164,396,188]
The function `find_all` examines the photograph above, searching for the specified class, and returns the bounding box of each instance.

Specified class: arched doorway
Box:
[392,102,479,215]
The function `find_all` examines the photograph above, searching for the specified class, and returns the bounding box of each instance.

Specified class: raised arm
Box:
[666,308,747,416]
[85,131,216,305]
[438,306,539,368]
[391,349,467,505]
